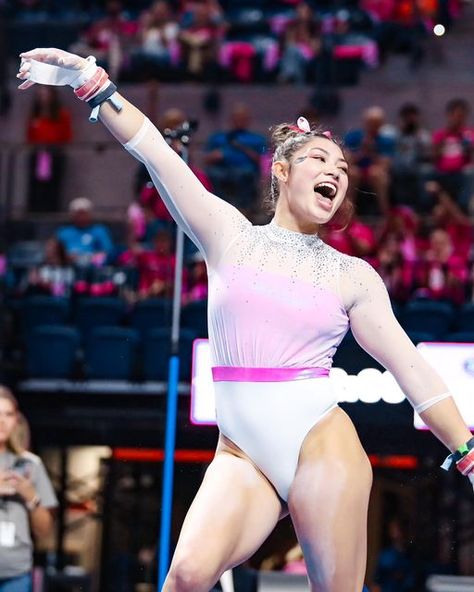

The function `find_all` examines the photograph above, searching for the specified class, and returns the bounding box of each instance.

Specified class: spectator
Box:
[21,237,74,297]
[136,227,179,299]
[432,98,474,212]
[426,180,473,259]
[130,107,211,259]
[0,386,57,592]
[204,103,267,212]
[179,0,224,79]
[414,228,468,304]
[378,205,422,265]
[374,231,415,302]
[56,197,114,266]
[282,543,307,575]
[391,103,433,209]
[344,106,395,215]
[70,0,138,80]
[323,215,377,258]
[184,252,207,304]
[371,518,415,592]
[132,1,180,79]
[278,2,321,85]
[26,86,72,213]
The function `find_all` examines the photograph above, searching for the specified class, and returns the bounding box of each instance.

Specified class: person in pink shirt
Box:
[426,180,473,259]
[414,228,468,305]
[323,217,376,258]
[136,227,178,299]
[18,47,474,592]
[432,98,474,212]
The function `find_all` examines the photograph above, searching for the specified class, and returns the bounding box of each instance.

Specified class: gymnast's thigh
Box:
[288,408,372,591]
[170,435,284,574]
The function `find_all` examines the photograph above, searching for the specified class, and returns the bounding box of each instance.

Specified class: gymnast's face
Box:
[274,137,349,233]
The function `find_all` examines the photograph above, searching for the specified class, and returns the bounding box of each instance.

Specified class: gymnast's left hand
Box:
[16,47,88,90]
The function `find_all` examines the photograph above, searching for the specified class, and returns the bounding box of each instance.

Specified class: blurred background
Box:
[1,0,474,590]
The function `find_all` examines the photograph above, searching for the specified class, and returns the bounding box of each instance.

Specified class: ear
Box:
[272,160,289,183]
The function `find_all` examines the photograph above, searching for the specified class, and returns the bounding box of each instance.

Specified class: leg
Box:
[288,408,373,592]
[164,437,283,592]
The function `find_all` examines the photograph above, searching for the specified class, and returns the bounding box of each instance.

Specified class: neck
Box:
[273,206,319,235]
[0,443,7,454]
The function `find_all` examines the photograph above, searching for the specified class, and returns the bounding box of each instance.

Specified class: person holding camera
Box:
[0,386,57,592]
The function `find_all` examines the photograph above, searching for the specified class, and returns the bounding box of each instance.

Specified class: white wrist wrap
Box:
[27,56,98,88]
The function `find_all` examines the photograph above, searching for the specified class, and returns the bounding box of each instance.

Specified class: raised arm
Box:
[17,48,249,265]
[340,257,472,454]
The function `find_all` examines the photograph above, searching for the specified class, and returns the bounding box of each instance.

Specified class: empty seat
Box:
[181,300,208,337]
[84,327,139,380]
[444,331,474,343]
[130,298,172,337]
[455,303,474,332]
[405,331,436,345]
[400,300,454,339]
[143,329,197,382]
[75,297,126,340]
[26,325,79,378]
[21,295,69,336]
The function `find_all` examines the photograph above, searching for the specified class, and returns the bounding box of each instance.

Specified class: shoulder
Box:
[340,254,384,283]
[339,255,387,309]
[19,450,42,467]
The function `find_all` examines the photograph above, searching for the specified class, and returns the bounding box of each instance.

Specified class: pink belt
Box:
[212,366,329,382]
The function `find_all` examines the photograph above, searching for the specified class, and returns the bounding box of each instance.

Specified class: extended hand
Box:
[17,48,89,90]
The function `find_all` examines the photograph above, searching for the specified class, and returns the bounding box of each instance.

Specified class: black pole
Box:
[56,447,68,571]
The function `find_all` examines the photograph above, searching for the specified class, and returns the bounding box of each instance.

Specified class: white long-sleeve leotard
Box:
[124,117,449,410]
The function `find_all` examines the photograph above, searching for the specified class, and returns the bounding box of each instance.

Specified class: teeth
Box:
[314,182,337,198]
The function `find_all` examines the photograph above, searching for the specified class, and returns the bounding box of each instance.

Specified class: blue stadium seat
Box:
[456,303,474,332]
[26,325,79,378]
[75,297,126,340]
[84,327,139,380]
[143,329,197,382]
[21,295,69,336]
[130,298,172,337]
[405,331,436,344]
[444,332,474,343]
[400,300,455,339]
[333,333,383,374]
[181,300,208,337]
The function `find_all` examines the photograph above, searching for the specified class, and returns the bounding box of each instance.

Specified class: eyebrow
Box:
[307,147,348,164]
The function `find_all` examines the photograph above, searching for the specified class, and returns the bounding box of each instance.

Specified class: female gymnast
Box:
[17,49,474,592]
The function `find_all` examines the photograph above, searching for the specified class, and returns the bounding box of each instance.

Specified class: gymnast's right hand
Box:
[17,48,89,90]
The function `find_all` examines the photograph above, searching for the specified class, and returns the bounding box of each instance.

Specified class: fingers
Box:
[20,47,58,62]
[18,80,35,90]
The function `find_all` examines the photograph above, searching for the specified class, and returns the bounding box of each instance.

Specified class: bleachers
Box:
[14,294,474,381]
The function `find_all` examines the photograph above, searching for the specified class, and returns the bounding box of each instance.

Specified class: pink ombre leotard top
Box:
[123,118,451,413]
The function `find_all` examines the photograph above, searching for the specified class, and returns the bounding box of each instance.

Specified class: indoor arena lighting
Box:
[433,23,446,36]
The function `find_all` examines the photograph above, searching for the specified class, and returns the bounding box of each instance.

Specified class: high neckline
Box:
[265,219,323,248]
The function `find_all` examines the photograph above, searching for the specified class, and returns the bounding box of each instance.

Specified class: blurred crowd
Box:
[4,0,463,83]
[4,91,474,311]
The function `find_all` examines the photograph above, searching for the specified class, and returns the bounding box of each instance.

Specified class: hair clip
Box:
[296,116,311,133]
[322,130,332,139]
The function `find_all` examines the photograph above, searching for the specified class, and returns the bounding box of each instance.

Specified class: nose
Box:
[325,169,340,181]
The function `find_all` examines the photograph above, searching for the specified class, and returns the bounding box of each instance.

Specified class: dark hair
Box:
[446,98,470,114]
[264,122,353,230]
[399,103,419,117]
